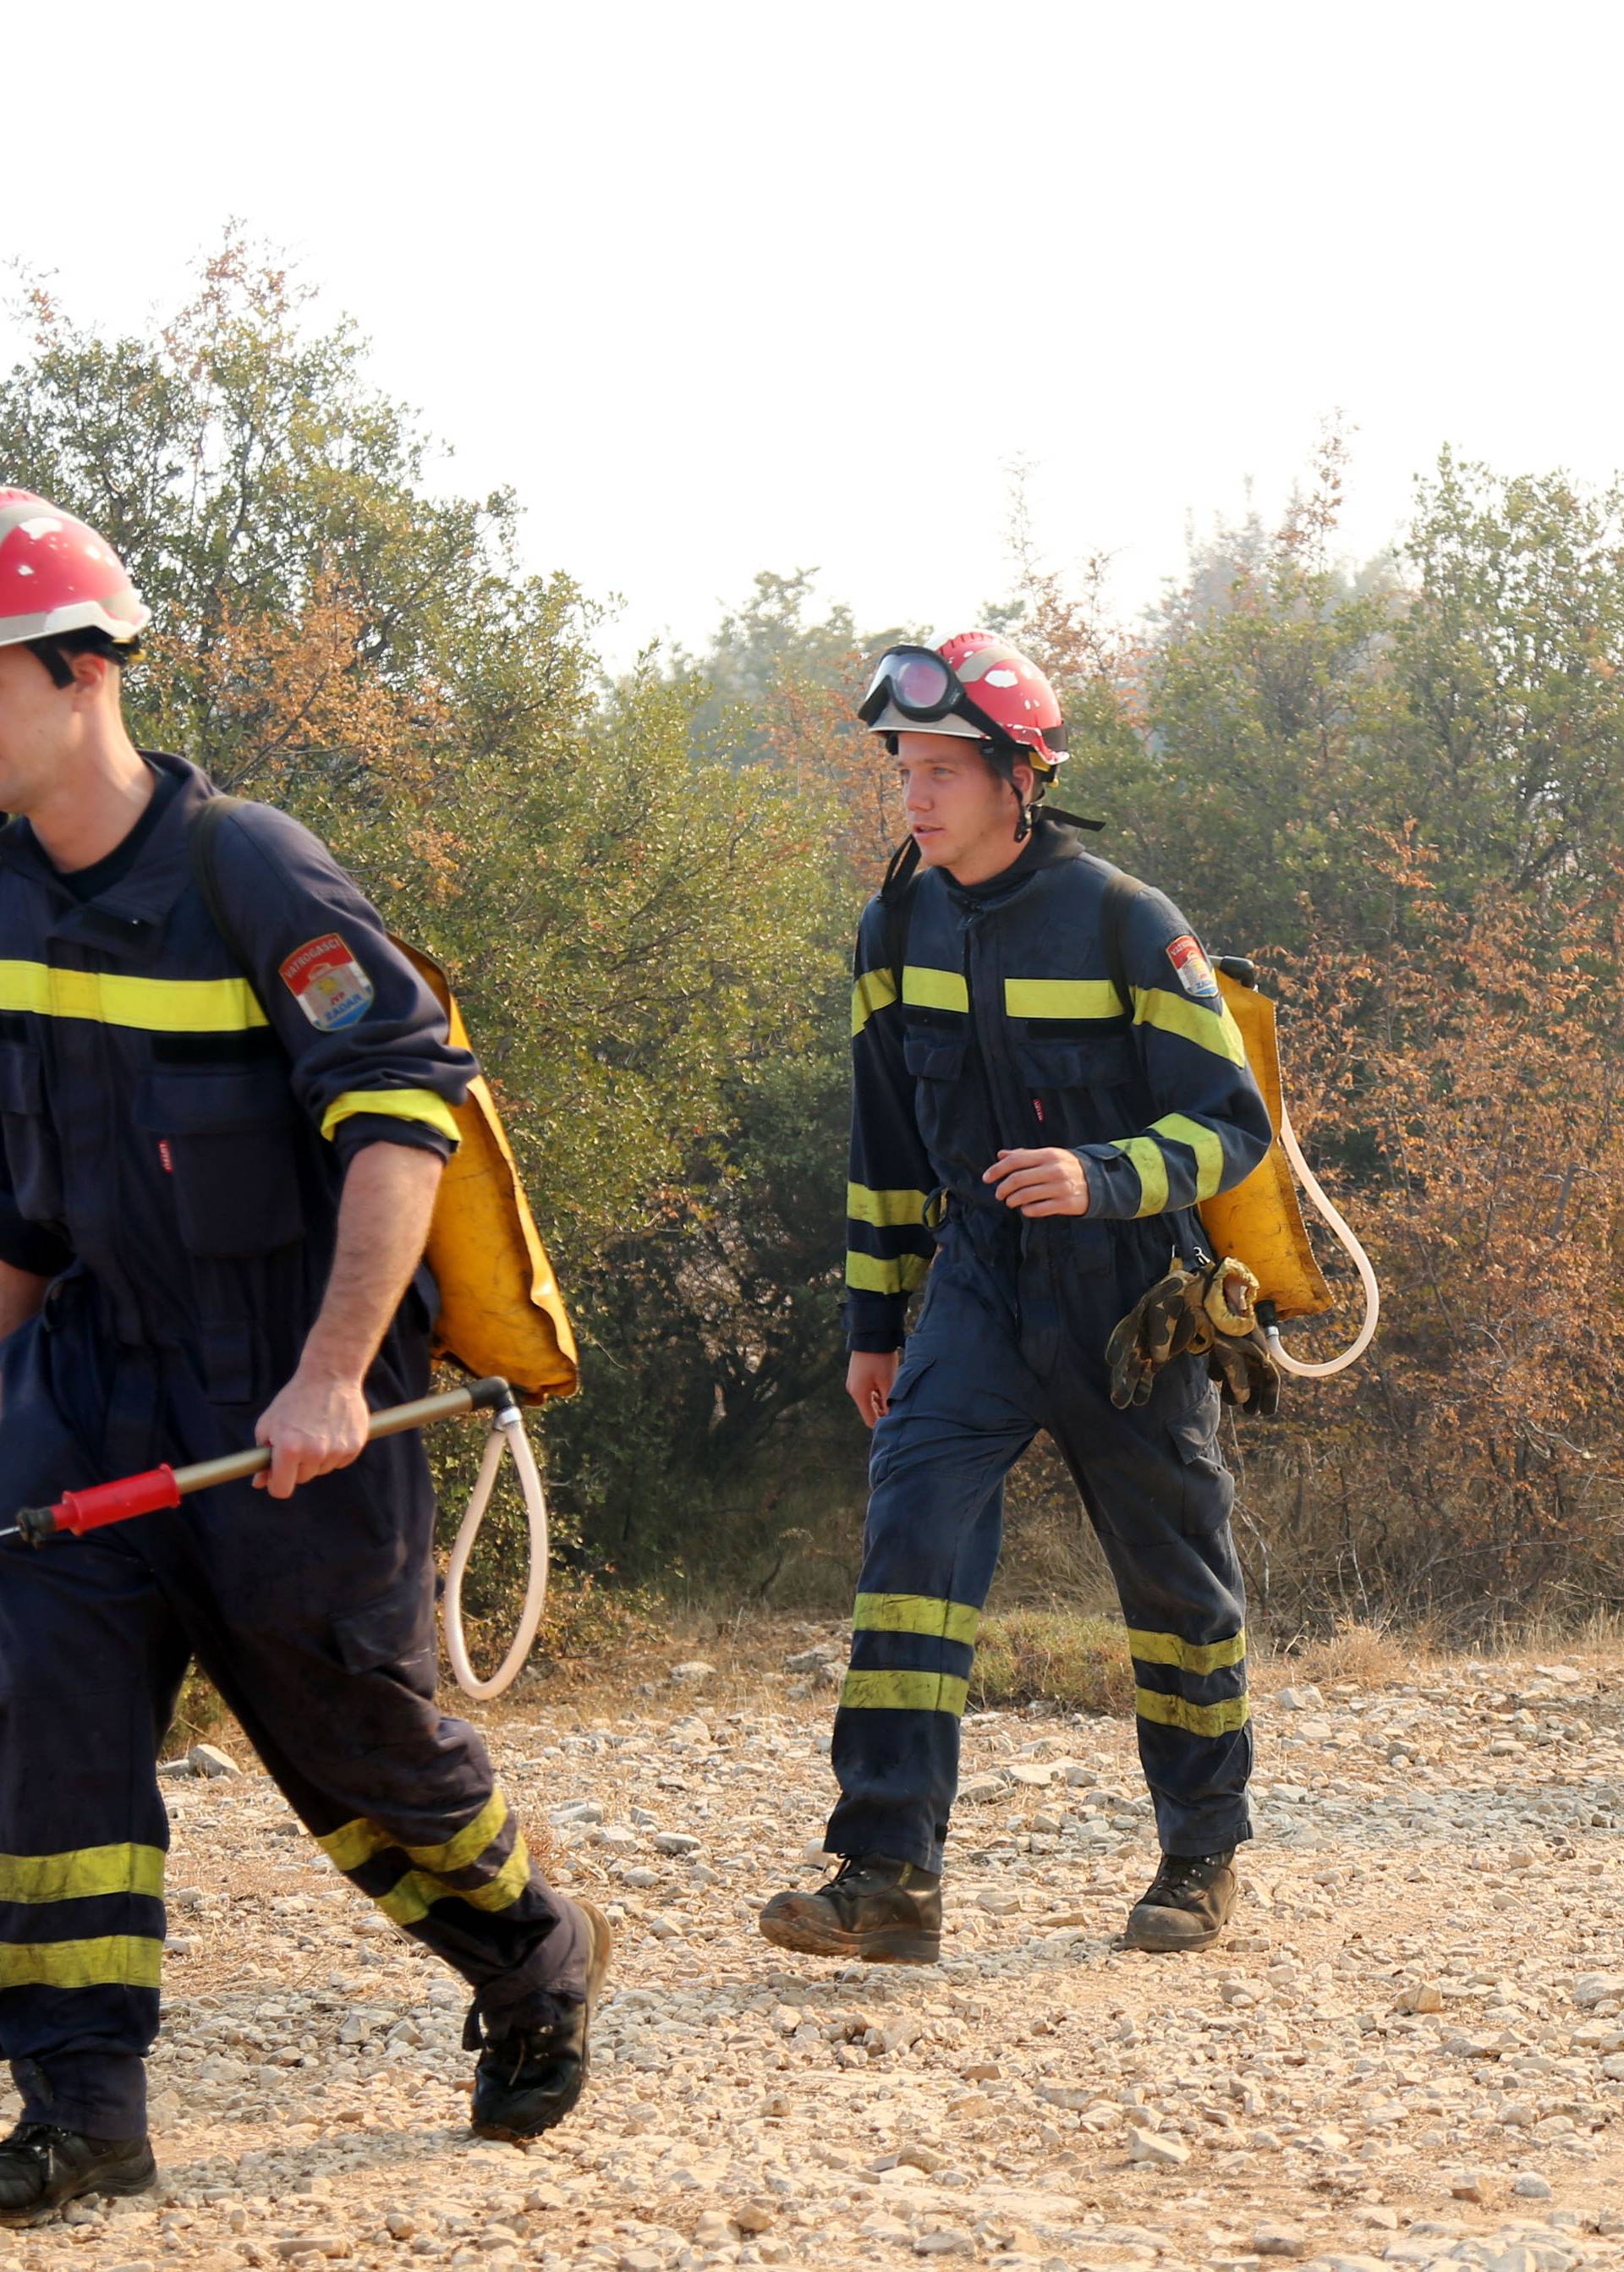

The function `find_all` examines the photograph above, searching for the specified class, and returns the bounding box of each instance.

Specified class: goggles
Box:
[858,644,1010,740]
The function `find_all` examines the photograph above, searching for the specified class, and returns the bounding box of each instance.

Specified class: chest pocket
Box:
[0,1041,64,1224]
[134,1067,304,1256]
[1015,1031,1138,1139]
[903,1030,967,1084]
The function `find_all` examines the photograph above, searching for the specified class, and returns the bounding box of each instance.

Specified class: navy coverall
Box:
[830,815,1273,1872]
[0,755,585,2139]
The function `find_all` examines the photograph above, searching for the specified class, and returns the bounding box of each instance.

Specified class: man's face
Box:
[895,730,1030,877]
[0,643,76,814]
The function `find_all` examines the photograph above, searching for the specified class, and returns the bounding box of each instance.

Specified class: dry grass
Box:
[970,1609,1135,1715]
[1267,1616,1423,1691]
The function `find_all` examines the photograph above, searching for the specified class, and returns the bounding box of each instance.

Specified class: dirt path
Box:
[10,1633,1624,2272]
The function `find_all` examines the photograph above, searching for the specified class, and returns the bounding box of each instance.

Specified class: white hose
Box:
[1265,1101,1381,1378]
[442,1401,550,1701]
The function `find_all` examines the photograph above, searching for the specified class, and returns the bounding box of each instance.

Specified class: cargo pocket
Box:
[331,1567,436,1685]
[134,1067,304,1256]
[1167,1388,1235,1535]
[1016,1033,1135,1137]
[0,1042,63,1222]
[869,1353,937,1488]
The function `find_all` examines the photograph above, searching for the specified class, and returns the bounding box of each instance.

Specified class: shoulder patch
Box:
[280,934,376,1031]
[1166,934,1221,1001]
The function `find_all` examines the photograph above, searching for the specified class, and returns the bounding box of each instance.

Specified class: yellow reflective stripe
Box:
[317,1791,508,1879]
[0,1844,164,1906]
[847,1183,929,1230]
[0,961,268,1034]
[1150,1112,1227,1202]
[0,1934,163,1989]
[902,965,969,1015]
[853,1593,980,1646]
[846,1250,929,1295]
[403,1791,508,1875]
[1135,1688,1252,1737]
[1127,1627,1246,1675]
[319,1088,461,1145]
[1111,1134,1169,1218]
[1004,977,1122,1021]
[852,967,898,1038]
[319,1819,392,1874]
[376,1836,534,1929]
[1132,986,1247,1067]
[840,1669,969,1715]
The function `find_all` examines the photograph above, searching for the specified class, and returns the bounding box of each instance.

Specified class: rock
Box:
[188,1742,241,1778]
[1513,2174,1554,2200]
[1571,1973,1624,2008]
[1254,2226,1308,2258]
[1128,2126,1190,2168]
[1276,1686,1325,1710]
[957,1775,1005,1804]
[785,1645,839,1672]
[914,2233,974,2256]
[1007,1763,1054,1787]
[669,1660,716,1684]
[653,1830,702,1856]
[1395,1982,1445,2013]
[732,2201,776,2233]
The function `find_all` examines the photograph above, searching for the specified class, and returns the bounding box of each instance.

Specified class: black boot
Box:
[468,1897,613,2142]
[1125,1849,1237,1951]
[759,1854,942,1963]
[0,2124,156,2225]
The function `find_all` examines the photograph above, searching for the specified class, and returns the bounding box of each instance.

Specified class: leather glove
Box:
[1106,1256,1281,1417]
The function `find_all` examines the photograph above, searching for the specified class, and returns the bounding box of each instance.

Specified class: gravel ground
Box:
[10,1633,1624,2272]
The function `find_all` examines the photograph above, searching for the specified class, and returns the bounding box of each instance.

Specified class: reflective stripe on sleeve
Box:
[1131,986,1247,1067]
[319,1089,461,1145]
[1110,1134,1170,1217]
[1149,1111,1228,1201]
[845,1251,929,1296]
[847,1184,930,1230]
[852,969,899,1038]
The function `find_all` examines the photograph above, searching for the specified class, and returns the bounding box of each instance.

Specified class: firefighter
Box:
[0,492,609,2224]
[759,634,1276,1967]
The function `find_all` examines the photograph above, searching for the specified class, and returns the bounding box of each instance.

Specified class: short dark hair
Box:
[24,630,140,689]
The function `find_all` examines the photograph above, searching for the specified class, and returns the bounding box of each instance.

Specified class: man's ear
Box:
[1011,760,1036,807]
[66,650,113,707]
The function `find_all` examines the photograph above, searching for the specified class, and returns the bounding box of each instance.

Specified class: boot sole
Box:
[0,2150,157,2226]
[1123,1905,1228,1953]
[758,1909,940,1965]
[471,1899,614,2143]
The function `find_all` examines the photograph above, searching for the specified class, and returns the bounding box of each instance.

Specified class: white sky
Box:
[6,1,1621,667]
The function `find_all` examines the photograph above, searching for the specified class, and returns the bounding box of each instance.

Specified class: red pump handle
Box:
[52,1468,183,1535]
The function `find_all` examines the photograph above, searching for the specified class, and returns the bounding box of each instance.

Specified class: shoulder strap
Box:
[1101,866,1148,1019]
[880,837,921,1000]
[188,792,252,965]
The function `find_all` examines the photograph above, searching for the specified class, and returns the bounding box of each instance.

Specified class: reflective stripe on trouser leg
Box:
[1049,1375,1253,1858]
[166,1426,590,2035]
[0,1323,184,2137]
[826,1335,1038,1873]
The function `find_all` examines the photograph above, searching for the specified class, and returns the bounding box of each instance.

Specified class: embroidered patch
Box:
[1167,934,1221,1000]
[279,934,376,1031]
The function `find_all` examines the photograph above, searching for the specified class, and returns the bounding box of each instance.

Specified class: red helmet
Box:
[0,490,150,653]
[859,631,1067,776]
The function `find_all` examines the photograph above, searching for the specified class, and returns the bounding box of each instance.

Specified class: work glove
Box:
[1106,1257,1281,1419]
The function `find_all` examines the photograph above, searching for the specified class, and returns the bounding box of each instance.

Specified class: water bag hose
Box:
[441,1391,550,1701]
[1268,1102,1381,1378]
